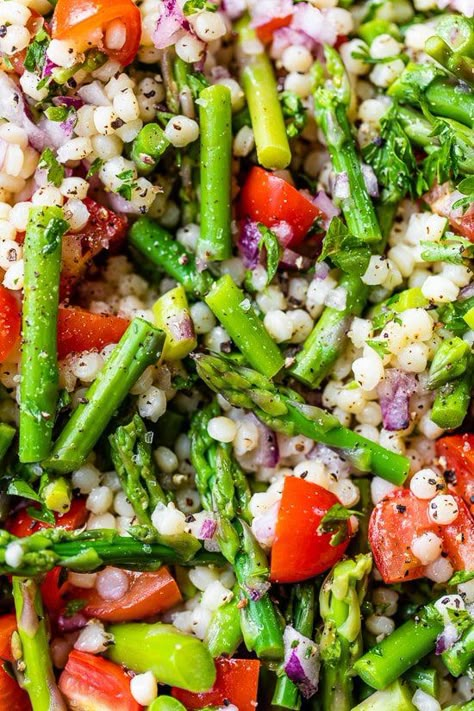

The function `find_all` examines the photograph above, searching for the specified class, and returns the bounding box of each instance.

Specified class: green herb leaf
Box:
[449,569,474,586]
[116,169,137,202]
[183,0,216,14]
[38,148,65,188]
[26,506,55,525]
[280,91,307,138]
[421,121,460,191]
[452,176,474,213]
[86,157,104,178]
[366,339,390,357]
[439,296,474,336]
[320,217,372,275]
[45,106,70,122]
[421,232,473,266]
[43,216,69,254]
[24,27,49,73]
[7,480,42,503]
[257,225,282,285]
[318,503,360,546]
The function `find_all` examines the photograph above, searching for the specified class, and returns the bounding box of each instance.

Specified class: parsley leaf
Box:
[366,339,390,357]
[7,480,55,525]
[38,148,65,188]
[421,232,473,266]
[421,121,460,191]
[318,503,360,546]
[438,296,474,335]
[452,176,474,213]
[280,91,307,138]
[45,106,70,122]
[86,157,104,178]
[24,27,49,73]
[320,217,372,275]
[43,217,69,254]
[258,224,282,285]
[183,0,216,14]
[116,169,137,202]
[362,107,418,204]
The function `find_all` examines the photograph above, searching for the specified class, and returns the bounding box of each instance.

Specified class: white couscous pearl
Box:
[86,486,114,515]
[175,33,206,63]
[396,342,429,373]
[425,555,453,583]
[357,402,382,427]
[293,460,330,489]
[429,494,459,525]
[399,308,433,342]
[138,386,167,422]
[339,39,370,75]
[72,464,101,494]
[366,614,395,640]
[404,212,447,245]
[373,588,398,616]
[257,286,287,314]
[370,34,402,59]
[325,7,354,35]
[87,513,116,530]
[411,531,443,565]
[422,276,460,303]
[130,672,158,707]
[70,352,104,382]
[412,689,441,711]
[281,45,313,73]
[193,11,227,41]
[57,137,93,163]
[234,420,259,456]
[114,491,135,517]
[201,580,233,611]
[371,476,398,505]
[3,260,24,290]
[405,24,436,51]
[337,386,366,415]
[264,309,293,343]
[370,59,405,88]
[361,255,390,286]
[233,125,255,157]
[208,416,237,443]
[287,309,313,344]
[189,565,220,592]
[154,446,179,473]
[190,302,216,334]
[151,502,186,535]
[331,479,360,507]
[352,352,384,391]
[284,72,312,98]
[60,177,89,200]
[410,468,445,499]
[215,78,245,112]
[164,115,200,147]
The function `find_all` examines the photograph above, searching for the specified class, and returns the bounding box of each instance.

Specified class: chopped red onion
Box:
[53,96,84,110]
[0,71,49,151]
[42,57,57,78]
[236,413,279,472]
[436,623,460,654]
[107,191,143,215]
[238,219,261,268]
[362,164,379,198]
[222,0,247,20]
[459,283,474,301]
[272,220,294,248]
[95,567,130,601]
[279,248,312,271]
[57,613,88,632]
[314,261,330,280]
[167,312,196,342]
[271,27,314,59]
[250,0,294,28]
[251,501,280,549]
[78,81,111,107]
[153,0,191,50]
[291,3,337,46]
[333,172,350,200]
[283,626,320,699]
[310,443,351,480]
[210,65,231,80]
[243,579,271,601]
[198,518,218,540]
[312,191,340,229]
[377,369,417,432]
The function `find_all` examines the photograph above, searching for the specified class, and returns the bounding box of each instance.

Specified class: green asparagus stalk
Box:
[152,284,197,361]
[352,478,372,555]
[190,404,284,660]
[427,337,470,389]
[0,527,224,576]
[0,422,15,462]
[236,16,291,170]
[425,15,474,85]
[431,373,472,430]
[12,577,66,710]
[194,353,410,484]
[312,46,382,243]
[290,273,368,387]
[205,587,243,658]
[129,217,213,298]
[404,665,439,698]
[109,414,169,525]
[149,697,187,711]
[107,622,216,692]
[353,604,444,690]
[351,680,416,711]
[198,84,232,262]
[442,625,474,677]
[47,318,164,473]
[19,207,66,463]
[272,583,316,710]
[319,555,372,711]
[131,123,170,174]
[205,274,284,378]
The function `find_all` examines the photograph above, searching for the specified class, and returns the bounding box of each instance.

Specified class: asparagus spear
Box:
[427,337,470,389]
[47,318,164,473]
[198,84,233,262]
[190,404,284,659]
[12,577,66,710]
[351,680,416,711]
[129,217,213,298]
[130,123,170,174]
[353,603,444,690]
[236,16,291,170]
[0,527,224,576]
[19,207,66,463]
[319,554,372,711]
[312,46,382,243]
[290,273,368,387]
[272,583,316,710]
[442,625,474,677]
[0,422,15,462]
[194,353,410,484]
[153,284,197,361]
[205,274,284,378]
[431,373,472,430]
[404,665,439,698]
[205,586,243,658]
[425,15,474,86]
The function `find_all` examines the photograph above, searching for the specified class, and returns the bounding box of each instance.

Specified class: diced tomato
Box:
[52,0,141,66]
[61,198,128,298]
[172,658,260,711]
[369,488,431,584]
[424,183,474,241]
[0,286,21,363]
[40,567,70,615]
[6,497,88,538]
[240,167,324,247]
[255,14,292,43]
[369,487,474,583]
[68,567,182,622]
[270,477,351,583]
[57,307,129,359]
[59,650,141,711]
[0,614,31,710]
[436,434,474,515]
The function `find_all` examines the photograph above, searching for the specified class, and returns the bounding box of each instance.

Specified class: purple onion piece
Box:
[250,0,294,28]
[236,413,279,472]
[291,3,338,46]
[167,313,196,342]
[42,57,57,78]
[238,219,261,268]
[459,283,474,301]
[53,96,84,109]
[0,71,50,151]
[362,164,379,198]
[283,626,320,699]
[198,518,218,540]
[58,613,88,632]
[435,624,459,654]
[244,579,271,602]
[312,191,340,229]
[153,0,191,50]
[279,248,312,271]
[377,368,417,432]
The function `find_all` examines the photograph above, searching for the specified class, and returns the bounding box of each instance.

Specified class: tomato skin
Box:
[370,487,474,583]
[0,615,31,710]
[240,167,323,247]
[0,286,21,362]
[270,477,350,583]
[57,307,129,359]
[255,14,292,43]
[59,650,141,711]
[436,434,474,515]
[424,183,474,241]
[172,658,260,711]
[52,0,141,66]
[61,198,128,297]
[68,567,182,622]
[6,497,88,538]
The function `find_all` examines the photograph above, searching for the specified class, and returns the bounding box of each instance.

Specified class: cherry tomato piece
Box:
[0,286,21,362]
[57,307,129,359]
[0,614,31,710]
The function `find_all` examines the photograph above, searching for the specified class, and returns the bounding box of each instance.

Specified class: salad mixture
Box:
[0,0,473,709]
